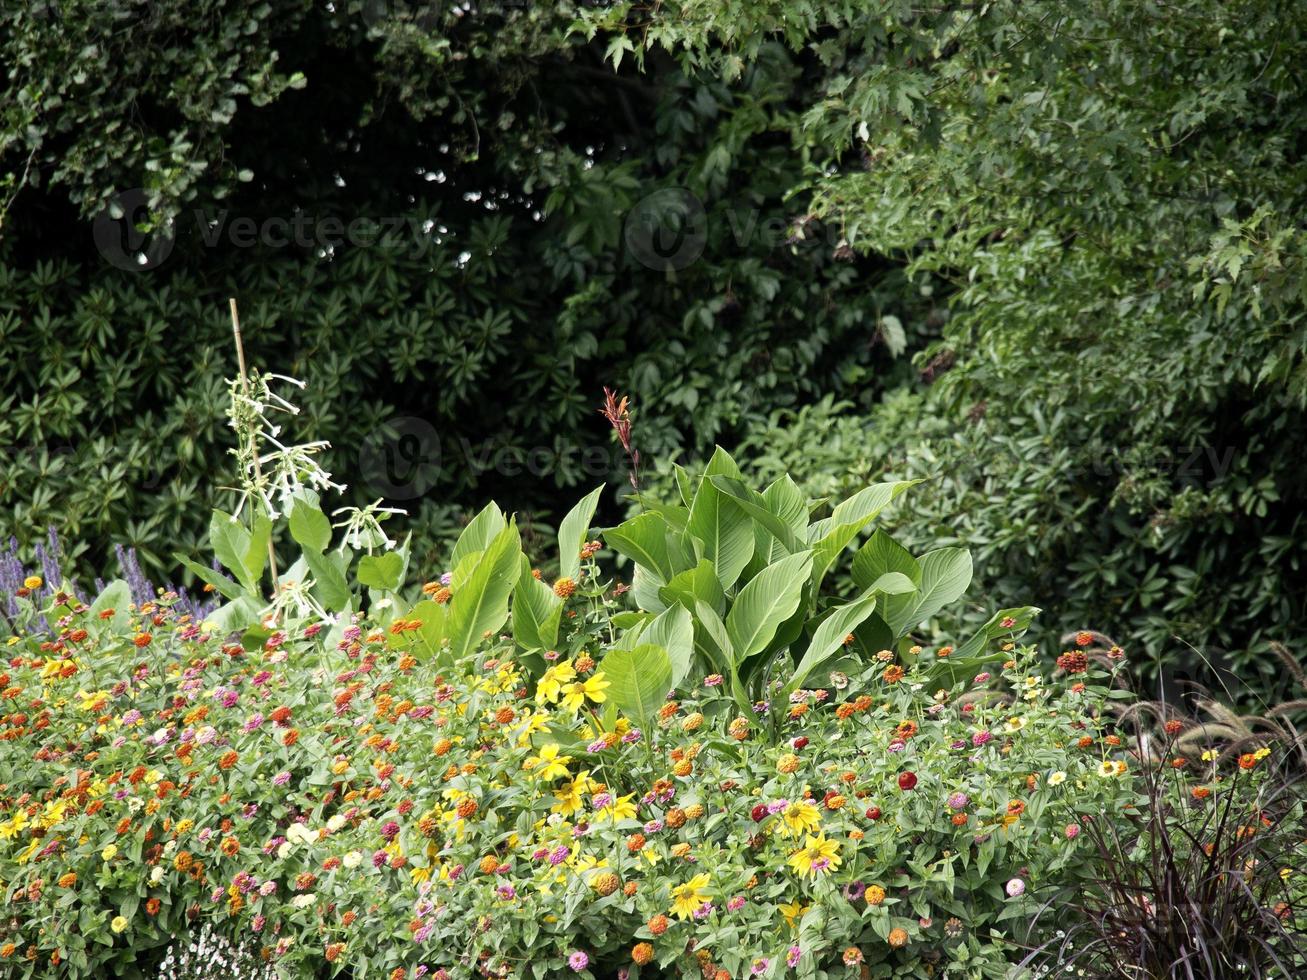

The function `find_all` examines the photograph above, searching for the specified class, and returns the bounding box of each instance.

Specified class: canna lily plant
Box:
[599,447,1038,718]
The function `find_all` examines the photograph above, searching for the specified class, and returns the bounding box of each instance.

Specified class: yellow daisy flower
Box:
[669,872,712,919]
[779,799,822,837]
[524,743,572,780]
[788,833,841,877]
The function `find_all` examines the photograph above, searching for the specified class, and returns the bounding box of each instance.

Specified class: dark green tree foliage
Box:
[0,2,925,576]
[601,0,1307,686]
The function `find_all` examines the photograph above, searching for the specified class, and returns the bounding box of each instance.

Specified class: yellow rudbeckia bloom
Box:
[669,872,712,919]
[788,833,841,877]
[536,661,577,704]
[779,799,822,838]
[779,899,810,930]
[524,743,572,781]
[560,673,611,713]
[596,793,637,823]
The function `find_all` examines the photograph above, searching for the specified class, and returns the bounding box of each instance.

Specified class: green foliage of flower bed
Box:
[1,415,1302,977]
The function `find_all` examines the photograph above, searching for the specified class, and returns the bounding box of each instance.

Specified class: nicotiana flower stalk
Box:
[224,371,344,522]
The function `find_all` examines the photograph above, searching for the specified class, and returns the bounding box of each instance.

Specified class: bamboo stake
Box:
[229,297,279,594]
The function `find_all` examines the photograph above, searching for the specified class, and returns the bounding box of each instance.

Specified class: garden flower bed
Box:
[2,587,1144,978]
[1,380,1302,978]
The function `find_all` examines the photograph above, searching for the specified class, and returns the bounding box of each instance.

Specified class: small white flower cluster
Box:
[154,923,277,980]
[226,371,345,521]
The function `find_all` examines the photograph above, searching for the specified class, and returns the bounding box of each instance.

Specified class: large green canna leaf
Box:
[512,554,563,652]
[806,480,919,591]
[640,605,695,688]
[686,448,754,589]
[688,480,754,590]
[602,644,673,725]
[659,559,725,617]
[708,475,805,555]
[891,548,973,637]
[785,591,880,695]
[726,550,813,664]
[605,511,676,581]
[445,520,521,662]
[557,484,604,583]
[408,599,449,660]
[449,502,507,571]
[852,530,922,636]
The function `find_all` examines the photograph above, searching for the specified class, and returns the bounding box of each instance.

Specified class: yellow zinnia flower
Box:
[1048,771,1067,786]
[788,833,841,877]
[669,872,712,919]
[552,772,596,815]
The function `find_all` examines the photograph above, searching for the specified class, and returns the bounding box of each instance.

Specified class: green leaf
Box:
[786,591,880,695]
[407,599,449,660]
[89,580,133,630]
[892,548,972,636]
[304,549,351,609]
[245,510,272,585]
[659,558,726,616]
[605,511,675,580]
[640,604,694,688]
[173,555,245,601]
[557,484,604,583]
[852,530,922,634]
[446,521,521,661]
[289,496,332,553]
[601,643,672,725]
[709,475,804,555]
[726,550,813,663]
[957,606,1040,660]
[512,554,563,652]
[209,510,254,589]
[688,453,754,590]
[807,481,920,590]
[450,502,507,570]
[357,552,405,591]
[206,595,264,634]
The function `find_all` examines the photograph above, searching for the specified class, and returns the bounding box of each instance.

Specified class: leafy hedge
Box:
[0,2,933,579]
[598,0,1307,691]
